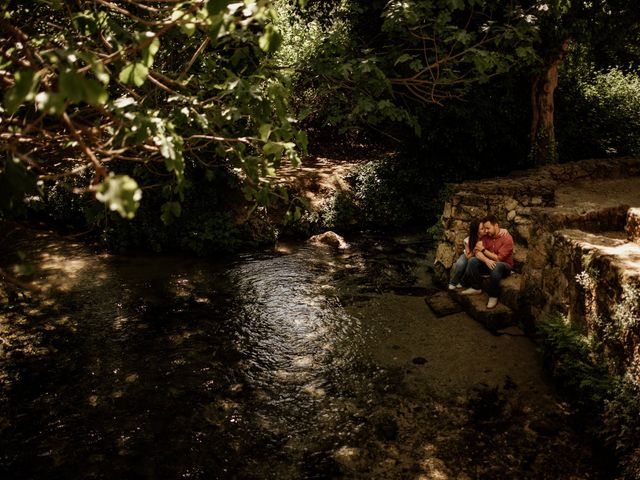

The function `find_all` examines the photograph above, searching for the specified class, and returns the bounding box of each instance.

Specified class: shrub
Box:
[344,154,441,229]
[538,313,640,478]
[556,49,640,161]
[537,313,614,413]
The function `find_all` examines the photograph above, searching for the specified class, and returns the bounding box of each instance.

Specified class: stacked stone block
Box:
[627,208,640,244]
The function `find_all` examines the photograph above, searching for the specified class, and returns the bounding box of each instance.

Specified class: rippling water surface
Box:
[1,234,434,479]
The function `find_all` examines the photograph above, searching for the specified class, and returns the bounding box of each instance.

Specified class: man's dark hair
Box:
[482,214,499,225]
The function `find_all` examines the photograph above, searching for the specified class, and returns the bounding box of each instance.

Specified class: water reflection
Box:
[2,235,420,479]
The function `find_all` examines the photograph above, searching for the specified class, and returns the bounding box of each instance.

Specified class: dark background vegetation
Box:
[3,0,640,253]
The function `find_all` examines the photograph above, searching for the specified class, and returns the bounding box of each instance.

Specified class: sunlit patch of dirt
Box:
[275,155,366,210]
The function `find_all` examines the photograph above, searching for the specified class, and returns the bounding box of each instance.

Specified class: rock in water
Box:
[308,231,350,250]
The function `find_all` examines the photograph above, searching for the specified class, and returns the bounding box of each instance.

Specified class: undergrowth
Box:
[538,313,640,479]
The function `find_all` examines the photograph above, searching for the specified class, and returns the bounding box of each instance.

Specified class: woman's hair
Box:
[468,219,480,251]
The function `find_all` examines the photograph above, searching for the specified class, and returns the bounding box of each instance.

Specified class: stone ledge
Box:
[424,291,464,317]
[531,204,631,235]
[497,273,524,312]
[544,229,640,378]
[450,157,640,202]
[554,229,640,283]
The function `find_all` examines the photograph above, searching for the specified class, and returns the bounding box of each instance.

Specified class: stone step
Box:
[532,204,630,235]
[493,273,524,313]
[424,291,464,318]
[449,290,514,331]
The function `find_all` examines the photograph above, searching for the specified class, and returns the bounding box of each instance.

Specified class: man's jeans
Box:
[461,257,511,297]
[449,254,468,286]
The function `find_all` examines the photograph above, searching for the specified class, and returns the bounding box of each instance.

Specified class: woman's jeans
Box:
[461,257,511,297]
[449,254,468,286]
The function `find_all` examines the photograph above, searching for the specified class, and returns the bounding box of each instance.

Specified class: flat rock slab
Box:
[424,291,464,317]
[449,291,514,331]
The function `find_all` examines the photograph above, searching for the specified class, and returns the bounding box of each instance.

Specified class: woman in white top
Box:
[448,219,485,290]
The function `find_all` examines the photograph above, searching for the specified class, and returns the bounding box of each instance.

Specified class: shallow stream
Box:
[0,229,603,479]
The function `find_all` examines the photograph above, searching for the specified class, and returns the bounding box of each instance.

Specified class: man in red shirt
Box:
[460,214,514,309]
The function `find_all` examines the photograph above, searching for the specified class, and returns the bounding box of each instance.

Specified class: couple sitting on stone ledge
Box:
[448,214,514,309]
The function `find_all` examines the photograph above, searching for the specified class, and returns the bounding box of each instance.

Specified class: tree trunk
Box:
[530,40,570,166]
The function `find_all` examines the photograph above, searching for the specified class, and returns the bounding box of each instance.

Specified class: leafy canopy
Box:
[1,0,307,220]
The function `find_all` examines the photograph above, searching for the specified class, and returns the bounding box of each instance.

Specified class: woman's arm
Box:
[464,245,472,258]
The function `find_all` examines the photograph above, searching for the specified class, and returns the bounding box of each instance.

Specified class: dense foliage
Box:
[556,47,640,161]
[1,0,307,225]
[275,0,539,134]
[2,0,640,245]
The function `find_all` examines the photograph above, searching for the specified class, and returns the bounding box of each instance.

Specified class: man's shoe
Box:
[460,288,482,296]
[487,297,498,309]
[448,284,457,290]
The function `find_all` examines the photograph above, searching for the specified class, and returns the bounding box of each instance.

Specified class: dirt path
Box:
[275,153,377,209]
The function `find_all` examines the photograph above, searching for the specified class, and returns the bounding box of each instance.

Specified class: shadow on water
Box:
[0,229,605,479]
[0,231,421,478]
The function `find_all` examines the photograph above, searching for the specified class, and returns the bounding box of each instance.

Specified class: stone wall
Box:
[545,230,640,376]
[627,208,640,244]
[435,157,640,283]
[434,157,640,378]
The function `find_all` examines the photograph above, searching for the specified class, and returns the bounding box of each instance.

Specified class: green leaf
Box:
[259,24,282,53]
[447,0,465,11]
[83,77,109,105]
[394,53,413,66]
[259,123,272,141]
[119,62,149,87]
[207,17,224,46]
[3,70,39,115]
[96,173,142,219]
[160,201,182,224]
[296,130,308,153]
[154,132,185,183]
[263,141,284,157]
[113,96,136,109]
[34,92,65,114]
[59,70,108,105]
[516,46,535,59]
[141,36,160,68]
[180,14,197,36]
[59,71,84,102]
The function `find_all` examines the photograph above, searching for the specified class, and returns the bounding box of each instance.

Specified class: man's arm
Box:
[494,236,514,263]
[482,249,498,261]
[475,249,497,269]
